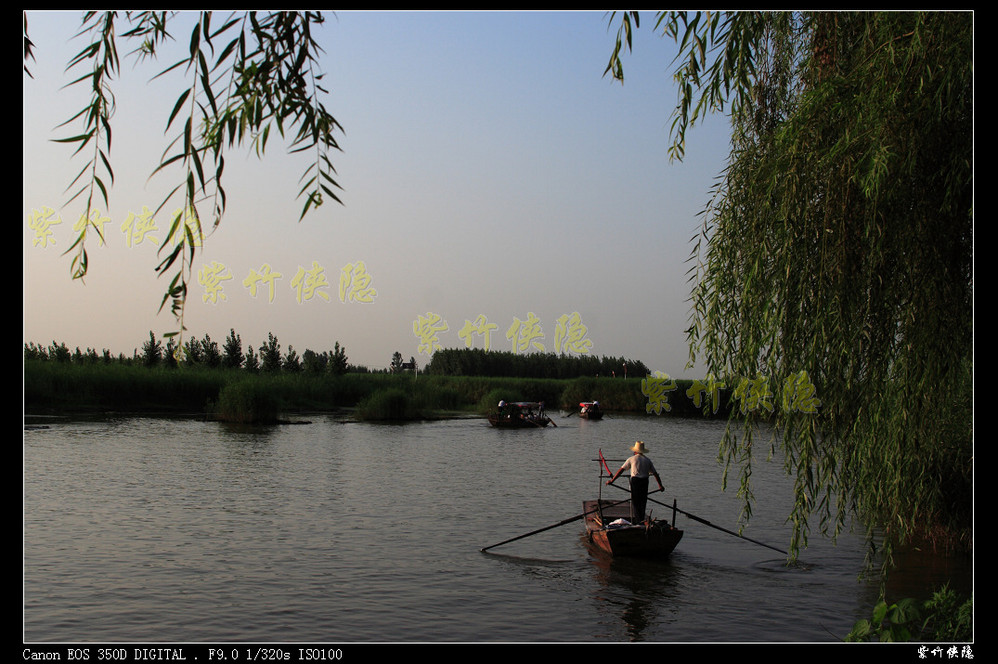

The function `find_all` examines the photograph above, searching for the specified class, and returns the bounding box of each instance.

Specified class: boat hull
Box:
[489,402,552,428]
[488,414,551,428]
[582,499,683,558]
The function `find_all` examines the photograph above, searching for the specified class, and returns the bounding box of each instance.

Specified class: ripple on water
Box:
[24,414,956,642]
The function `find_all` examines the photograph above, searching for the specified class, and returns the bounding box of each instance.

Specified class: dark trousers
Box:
[629,476,649,523]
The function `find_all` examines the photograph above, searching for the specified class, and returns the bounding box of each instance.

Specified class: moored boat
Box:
[488,401,553,428]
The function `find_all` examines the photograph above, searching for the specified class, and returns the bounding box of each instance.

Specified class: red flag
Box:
[598,448,613,477]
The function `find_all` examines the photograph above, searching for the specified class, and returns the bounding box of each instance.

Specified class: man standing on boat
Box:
[606,441,664,523]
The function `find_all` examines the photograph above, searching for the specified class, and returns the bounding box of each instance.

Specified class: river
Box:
[22,412,968,643]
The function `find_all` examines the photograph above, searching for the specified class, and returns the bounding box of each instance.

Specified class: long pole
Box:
[671,503,788,556]
[605,482,788,556]
[480,492,659,553]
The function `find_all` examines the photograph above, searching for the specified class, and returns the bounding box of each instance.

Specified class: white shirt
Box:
[619,454,656,479]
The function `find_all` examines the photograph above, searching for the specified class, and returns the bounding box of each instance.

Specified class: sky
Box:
[23,10,732,376]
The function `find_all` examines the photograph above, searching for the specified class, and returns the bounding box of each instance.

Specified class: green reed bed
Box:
[24,360,731,422]
[24,360,225,414]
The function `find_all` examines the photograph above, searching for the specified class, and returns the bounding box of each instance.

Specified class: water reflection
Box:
[23,413,969,642]
[585,550,682,641]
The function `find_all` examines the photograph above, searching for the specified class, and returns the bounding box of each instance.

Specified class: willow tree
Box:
[608,11,973,566]
[24,11,343,350]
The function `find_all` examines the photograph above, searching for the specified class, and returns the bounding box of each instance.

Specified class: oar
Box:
[606,482,788,556]
[480,492,658,553]
[672,503,787,556]
[527,414,555,427]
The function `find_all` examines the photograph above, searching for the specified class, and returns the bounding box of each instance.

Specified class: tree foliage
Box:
[846,584,973,642]
[26,327,356,378]
[222,328,245,369]
[329,341,349,376]
[24,11,343,347]
[424,347,650,380]
[607,11,973,563]
[142,331,163,367]
[259,332,283,373]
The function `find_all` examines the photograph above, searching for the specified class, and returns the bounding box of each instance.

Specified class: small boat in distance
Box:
[579,401,603,420]
[488,401,554,428]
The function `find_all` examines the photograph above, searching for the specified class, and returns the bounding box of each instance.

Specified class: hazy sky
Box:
[23,10,732,375]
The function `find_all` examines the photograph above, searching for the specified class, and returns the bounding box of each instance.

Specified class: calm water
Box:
[23,412,967,643]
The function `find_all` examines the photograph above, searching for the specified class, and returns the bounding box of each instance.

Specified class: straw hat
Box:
[630,441,649,454]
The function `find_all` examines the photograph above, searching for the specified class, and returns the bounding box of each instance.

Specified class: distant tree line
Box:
[26,336,652,381]
[24,330,361,375]
[423,347,650,379]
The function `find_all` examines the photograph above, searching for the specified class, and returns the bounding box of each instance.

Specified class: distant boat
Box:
[578,401,603,420]
[488,401,553,428]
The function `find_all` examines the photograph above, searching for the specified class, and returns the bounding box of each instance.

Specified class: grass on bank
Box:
[23,360,730,423]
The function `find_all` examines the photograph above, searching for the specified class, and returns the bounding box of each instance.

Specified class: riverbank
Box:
[23,359,730,423]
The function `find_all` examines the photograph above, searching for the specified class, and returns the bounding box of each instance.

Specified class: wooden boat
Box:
[582,498,683,558]
[488,401,553,428]
[578,401,603,420]
[582,452,682,558]
[479,455,680,557]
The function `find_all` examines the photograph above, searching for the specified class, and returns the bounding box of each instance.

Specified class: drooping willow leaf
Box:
[34,10,345,348]
[606,10,973,569]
